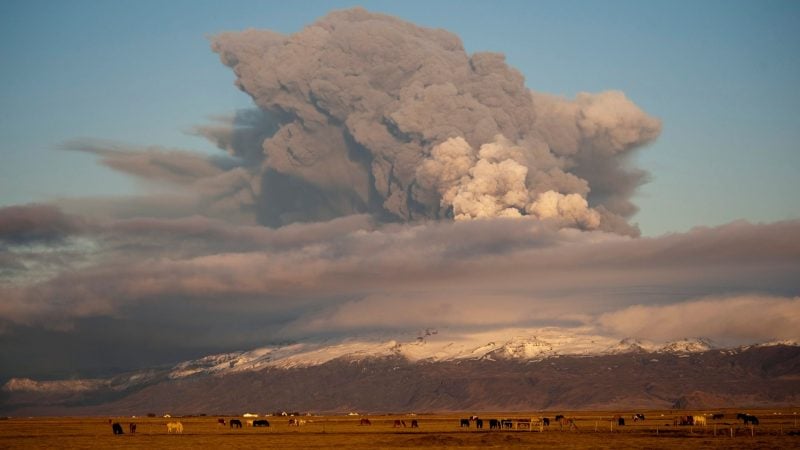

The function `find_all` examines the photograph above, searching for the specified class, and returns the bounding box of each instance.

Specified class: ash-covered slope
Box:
[3,335,798,416]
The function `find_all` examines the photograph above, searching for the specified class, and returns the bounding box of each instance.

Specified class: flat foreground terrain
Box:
[1,409,799,449]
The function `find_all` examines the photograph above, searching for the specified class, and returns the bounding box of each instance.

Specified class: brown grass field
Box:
[1,409,799,449]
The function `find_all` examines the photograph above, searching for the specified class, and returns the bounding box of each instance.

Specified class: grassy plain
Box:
[1,409,798,449]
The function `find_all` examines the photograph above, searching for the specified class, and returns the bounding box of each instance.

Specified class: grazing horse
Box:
[253,420,270,427]
[489,419,500,429]
[218,418,226,426]
[411,419,419,428]
[128,423,136,434]
[556,415,574,430]
[738,414,759,425]
[166,422,183,434]
[542,417,550,426]
[359,418,372,426]
[633,413,645,421]
[693,416,707,426]
[460,418,470,428]
[560,417,578,430]
[230,419,243,428]
[111,423,124,435]
[475,419,483,429]
[674,416,693,426]
[617,417,625,426]
[502,419,514,429]
[393,420,406,428]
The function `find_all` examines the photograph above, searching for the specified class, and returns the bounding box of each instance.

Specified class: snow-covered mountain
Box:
[3,330,798,415]
[2,329,776,395]
[658,337,715,354]
[165,329,719,379]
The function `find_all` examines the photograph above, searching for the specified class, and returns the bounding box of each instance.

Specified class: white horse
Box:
[166,421,184,433]
[288,418,307,426]
[693,416,707,426]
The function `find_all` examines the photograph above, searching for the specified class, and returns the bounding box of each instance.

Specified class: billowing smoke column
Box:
[211,8,660,235]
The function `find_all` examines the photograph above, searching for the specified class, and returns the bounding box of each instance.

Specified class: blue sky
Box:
[1,0,798,235]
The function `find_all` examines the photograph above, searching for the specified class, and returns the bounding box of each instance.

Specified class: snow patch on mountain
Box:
[165,327,623,378]
[604,338,659,354]
[658,337,715,354]
[755,339,800,348]
[164,331,737,379]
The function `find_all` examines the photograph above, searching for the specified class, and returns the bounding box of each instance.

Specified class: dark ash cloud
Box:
[207,8,660,233]
[48,8,660,236]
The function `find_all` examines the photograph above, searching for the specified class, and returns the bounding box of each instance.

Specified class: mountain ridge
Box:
[3,333,798,416]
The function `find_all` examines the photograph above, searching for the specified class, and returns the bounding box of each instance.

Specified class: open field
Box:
[1,409,799,449]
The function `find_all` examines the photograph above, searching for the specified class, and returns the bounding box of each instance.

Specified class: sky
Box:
[0,1,799,382]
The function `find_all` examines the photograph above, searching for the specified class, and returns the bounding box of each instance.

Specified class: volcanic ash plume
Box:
[417,135,600,229]
[211,8,660,234]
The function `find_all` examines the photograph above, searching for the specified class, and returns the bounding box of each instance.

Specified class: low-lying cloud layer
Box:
[0,8,796,380]
[2,202,798,378]
[598,295,800,344]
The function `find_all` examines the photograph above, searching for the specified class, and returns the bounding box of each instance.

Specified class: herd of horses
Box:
[109,412,762,435]
[217,418,271,428]
[671,413,759,427]
[358,418,420,428]
[452,413,761,430]
[454,416,569,430]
